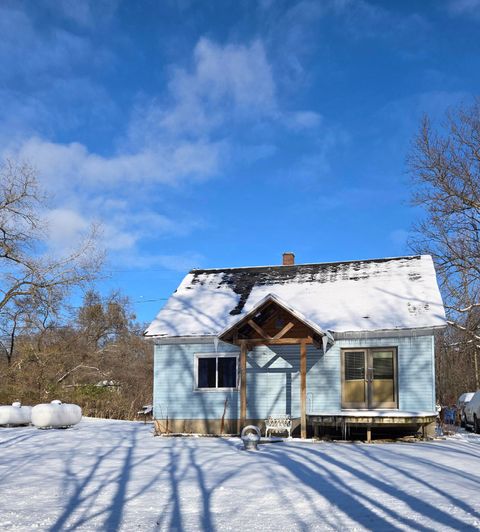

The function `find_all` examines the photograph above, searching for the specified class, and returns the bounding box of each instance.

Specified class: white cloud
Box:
[373,90,470,156]
[190,38,276,112]
[2,22,332,270]
[131,36,328,145]
[327,0,429,40]
[41,200,201,268]
[44,0,119,28]
[129,38,278,142]
[117,252,205,272]
[42,205,204,271]
[0,3,116,150]
[286,111,323,131]
[44,208,93,253]
[261,0,428,58]
[446,0,480,17]
[11,136,222,189]
[6,33,326,194]
[0,5,108,84]
[262,0,325,87]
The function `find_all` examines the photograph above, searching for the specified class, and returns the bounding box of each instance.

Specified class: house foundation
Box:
[309,411,437,442]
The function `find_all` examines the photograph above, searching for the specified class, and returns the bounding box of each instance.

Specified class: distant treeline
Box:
[1,290,152,419]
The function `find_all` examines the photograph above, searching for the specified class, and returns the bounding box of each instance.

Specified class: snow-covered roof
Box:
[145,255,446,338]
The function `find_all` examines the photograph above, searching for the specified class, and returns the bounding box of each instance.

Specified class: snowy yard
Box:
[1,419,480,531]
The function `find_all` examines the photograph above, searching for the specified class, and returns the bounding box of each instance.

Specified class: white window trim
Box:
[194,352,239,392]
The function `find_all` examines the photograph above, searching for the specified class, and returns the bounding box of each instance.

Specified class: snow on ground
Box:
[1,419,480,531]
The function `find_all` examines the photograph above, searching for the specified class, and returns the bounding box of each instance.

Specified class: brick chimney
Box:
[282,252,295,266]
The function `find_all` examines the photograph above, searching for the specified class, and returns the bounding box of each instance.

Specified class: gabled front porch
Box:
[219,293,334,438]
[217,293,437,441]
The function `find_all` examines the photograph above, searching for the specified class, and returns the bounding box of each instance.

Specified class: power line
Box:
[134,298,169,303]
[103,268,188,274]
[46,298,169,310]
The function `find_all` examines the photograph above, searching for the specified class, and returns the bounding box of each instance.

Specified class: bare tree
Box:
[77,290,134,350]
[408,99,480,394]
[0,160,103,363]
[0,161,151,417]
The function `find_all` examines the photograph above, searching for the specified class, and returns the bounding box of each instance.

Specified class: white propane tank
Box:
[0,402,32,426]
[31,400,82,429]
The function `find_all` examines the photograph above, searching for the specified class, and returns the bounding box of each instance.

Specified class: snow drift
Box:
[31,400,82,428]
[0,402,32,426]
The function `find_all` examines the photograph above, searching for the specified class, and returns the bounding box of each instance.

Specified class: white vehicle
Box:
[463,390,480,433]
[457,392,475,427]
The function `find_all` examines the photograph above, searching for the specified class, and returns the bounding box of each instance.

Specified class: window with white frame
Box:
[195,354,238,390]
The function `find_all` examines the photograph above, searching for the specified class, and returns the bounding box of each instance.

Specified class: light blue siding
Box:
[153,342,240,420]
[153,334,435,420]
[330,335,435,412]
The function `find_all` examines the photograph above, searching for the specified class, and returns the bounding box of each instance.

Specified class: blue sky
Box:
[1,0,479,323]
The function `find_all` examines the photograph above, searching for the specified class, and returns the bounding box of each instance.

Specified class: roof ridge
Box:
[190,254,424,274]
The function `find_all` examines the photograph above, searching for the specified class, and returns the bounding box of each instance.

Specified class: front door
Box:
[342,348,397,409]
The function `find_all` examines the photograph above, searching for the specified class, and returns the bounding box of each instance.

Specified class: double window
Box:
[342,348,397,409]
[195,354,238,390]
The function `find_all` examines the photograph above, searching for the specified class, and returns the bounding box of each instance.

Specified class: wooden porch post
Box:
[239,340,247,433]
[300,340,307,439]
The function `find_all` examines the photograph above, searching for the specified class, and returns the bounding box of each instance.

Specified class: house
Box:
[145,253,446,438]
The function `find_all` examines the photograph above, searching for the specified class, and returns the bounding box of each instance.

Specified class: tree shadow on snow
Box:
[260,442,479,531]
[49,423,162,531]
[354,444,480,522]
[37,426,480,532]
[154,438,246,532]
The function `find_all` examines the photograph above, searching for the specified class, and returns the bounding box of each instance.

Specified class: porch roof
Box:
[218,293,334,347]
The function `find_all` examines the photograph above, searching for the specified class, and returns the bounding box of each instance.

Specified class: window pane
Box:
[198,358,216,388]
[345,351,365,380]
[373,351,394,379]
[218,357,237,388]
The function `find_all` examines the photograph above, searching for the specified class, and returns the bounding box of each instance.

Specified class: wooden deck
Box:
[308,410,437,442]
